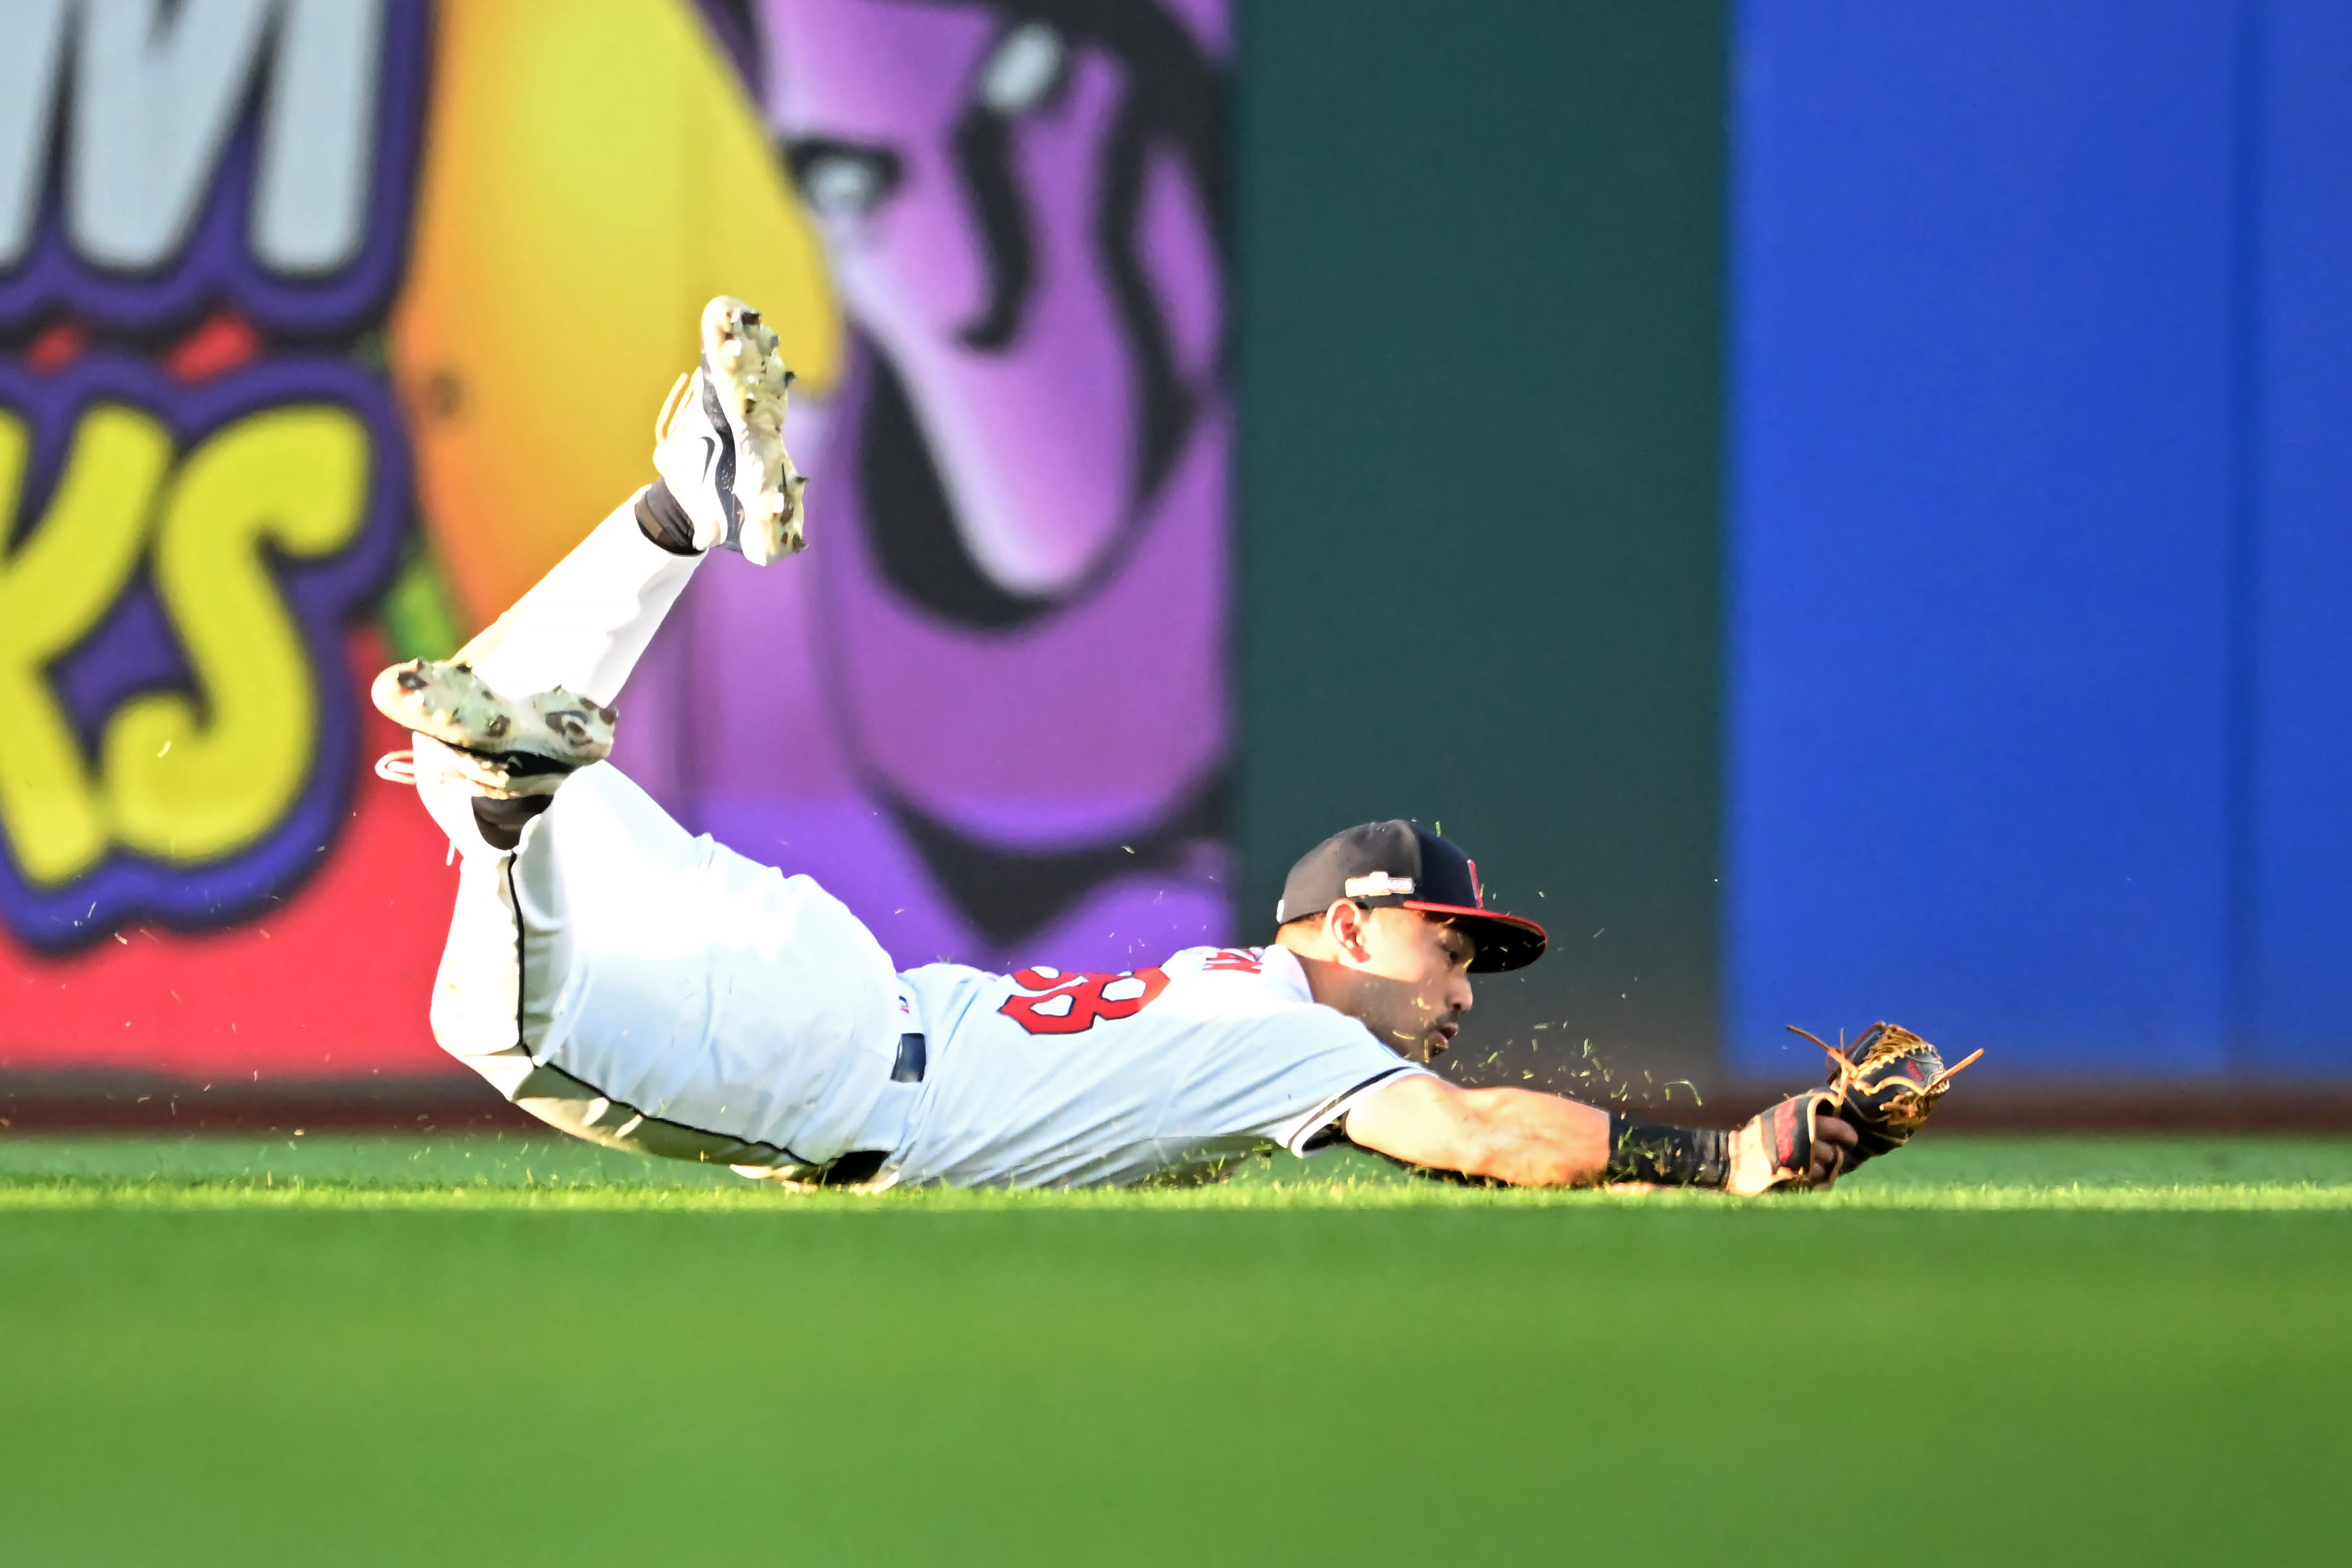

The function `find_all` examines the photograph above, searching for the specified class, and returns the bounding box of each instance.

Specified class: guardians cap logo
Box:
[0,0,426,948]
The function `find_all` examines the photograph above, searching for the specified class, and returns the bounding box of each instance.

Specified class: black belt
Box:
[891,1030,927,1084]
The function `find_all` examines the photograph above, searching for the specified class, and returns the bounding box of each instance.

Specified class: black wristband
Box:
[1605,1113,1730,1188]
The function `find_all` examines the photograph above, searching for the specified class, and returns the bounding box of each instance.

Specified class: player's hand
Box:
[1727,1097,1862,1194]
[1810,1112,1859,1187]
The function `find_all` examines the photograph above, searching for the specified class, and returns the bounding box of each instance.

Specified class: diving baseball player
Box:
[374,298,1973,1193]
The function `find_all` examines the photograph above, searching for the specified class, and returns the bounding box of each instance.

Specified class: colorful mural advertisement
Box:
[0,0,1230,1095]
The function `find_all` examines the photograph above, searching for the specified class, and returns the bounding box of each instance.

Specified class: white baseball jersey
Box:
[888,945,1433,1188]
[425,760,1429,1188]
[415,504,1431,1188]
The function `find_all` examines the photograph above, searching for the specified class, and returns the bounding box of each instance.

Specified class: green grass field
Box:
[4,1134,2347,1565]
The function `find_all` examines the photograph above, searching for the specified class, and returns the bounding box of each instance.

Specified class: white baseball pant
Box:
[414,495,912,1173]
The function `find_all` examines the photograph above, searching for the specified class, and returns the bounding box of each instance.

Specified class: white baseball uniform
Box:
[415,496,1428,1187]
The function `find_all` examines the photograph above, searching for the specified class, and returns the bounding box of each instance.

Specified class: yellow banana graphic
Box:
[390,0,840,631]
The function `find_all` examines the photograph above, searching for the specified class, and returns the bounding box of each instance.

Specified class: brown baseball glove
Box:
[1798,1022,1981,1171]
[1727,1022,1981,1193]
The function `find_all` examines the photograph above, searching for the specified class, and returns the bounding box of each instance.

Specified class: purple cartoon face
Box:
[762,0,1224,599]
[619,0,1232,969]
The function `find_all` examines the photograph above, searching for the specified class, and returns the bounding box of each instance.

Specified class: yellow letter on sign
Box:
[0,406,172,888]
[105,406,370,866]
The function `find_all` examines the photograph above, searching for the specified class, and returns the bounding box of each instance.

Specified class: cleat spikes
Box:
[369,660,613,800]
[647,294,808,565]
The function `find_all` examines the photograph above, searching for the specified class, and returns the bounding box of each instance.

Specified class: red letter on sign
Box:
[998,967,1172,1036]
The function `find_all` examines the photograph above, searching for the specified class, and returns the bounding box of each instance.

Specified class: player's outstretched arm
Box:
[1342,1073,1856,1193]
[1342,1075,1609,1185]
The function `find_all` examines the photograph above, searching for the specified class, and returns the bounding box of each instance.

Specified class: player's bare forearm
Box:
[1342,1075,1611,1186]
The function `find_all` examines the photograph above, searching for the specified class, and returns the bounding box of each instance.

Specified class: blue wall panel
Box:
[2251,0,2352,1071]
[1726,2,2241,1075]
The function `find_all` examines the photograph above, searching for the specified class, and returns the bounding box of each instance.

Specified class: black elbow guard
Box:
[1605,1113,1730,1188]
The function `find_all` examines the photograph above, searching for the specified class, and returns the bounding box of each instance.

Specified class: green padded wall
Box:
[1235,1,1729,1086]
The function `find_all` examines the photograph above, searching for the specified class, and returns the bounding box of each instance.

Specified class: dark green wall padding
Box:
[1235,3,1728,1081]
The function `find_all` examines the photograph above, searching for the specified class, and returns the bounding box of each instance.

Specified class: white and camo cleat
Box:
[652,295,809,565]
[369,659,616,798]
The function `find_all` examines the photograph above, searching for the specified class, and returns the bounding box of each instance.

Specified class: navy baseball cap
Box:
[1275,820,1548,973]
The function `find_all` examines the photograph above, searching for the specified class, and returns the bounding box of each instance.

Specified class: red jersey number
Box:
[998,966,1171,1036]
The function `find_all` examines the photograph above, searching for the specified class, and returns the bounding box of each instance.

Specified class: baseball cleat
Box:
[652,295,808,565]
[369,658,616,798]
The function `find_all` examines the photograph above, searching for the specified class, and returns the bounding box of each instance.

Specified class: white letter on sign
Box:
[251,0,382,275]
[0,0,70,269]
[71,0,275,271]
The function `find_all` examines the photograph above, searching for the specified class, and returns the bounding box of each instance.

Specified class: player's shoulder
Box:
[1158,944,1412,1072]
[1152,943,1349,1023]
[1159,944,1306,994]
[1162,944,1275,976]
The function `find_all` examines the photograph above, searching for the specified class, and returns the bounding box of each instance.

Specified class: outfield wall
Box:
[1234,2,1729,1090]
[1724,0,2352,1081]
[1241,0,2352,1091]
[0,0,1235,1103]
[3,1,2347,1119]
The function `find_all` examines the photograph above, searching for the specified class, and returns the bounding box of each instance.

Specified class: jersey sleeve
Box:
[1181,1006,1435,1158]
[1268,1059,1431,1156]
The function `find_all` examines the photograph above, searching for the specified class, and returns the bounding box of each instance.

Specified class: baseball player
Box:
[374,298,1970,1194]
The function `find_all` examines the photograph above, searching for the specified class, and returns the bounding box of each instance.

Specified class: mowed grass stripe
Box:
[0,1133,2347,1210]
[2,1136,2346,1564]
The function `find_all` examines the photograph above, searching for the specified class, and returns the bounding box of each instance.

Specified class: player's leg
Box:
[425,762,907,1178]
[382,298,904,1176]
[431,495,698,715]
[377,296,806,738]
[374,296,805,838]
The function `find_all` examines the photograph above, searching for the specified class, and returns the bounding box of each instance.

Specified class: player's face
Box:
[1351,909,1478,1063]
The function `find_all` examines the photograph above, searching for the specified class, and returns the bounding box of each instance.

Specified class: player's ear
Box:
[1325,899,1374,965]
